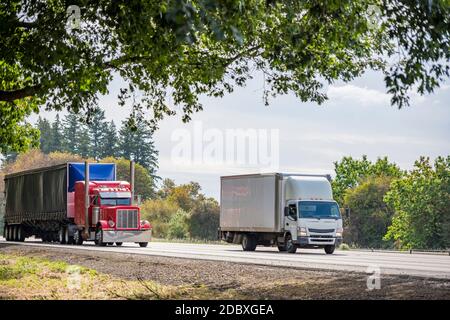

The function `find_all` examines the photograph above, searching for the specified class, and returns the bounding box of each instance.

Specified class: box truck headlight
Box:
[108,220,115,228]
[336,228,343,238]
[298,227,307,237]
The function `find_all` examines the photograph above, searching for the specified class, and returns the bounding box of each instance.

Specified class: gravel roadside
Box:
[1,243,449,300]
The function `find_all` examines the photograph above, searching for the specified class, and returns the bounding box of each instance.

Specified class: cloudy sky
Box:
[33,70,450,200]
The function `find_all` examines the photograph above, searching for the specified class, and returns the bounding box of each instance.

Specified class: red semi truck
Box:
[3,161,151,246]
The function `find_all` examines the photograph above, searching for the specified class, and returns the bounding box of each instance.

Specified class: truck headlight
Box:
[336,228,343,238]
[298,227,307,237]
[108,220,115,228]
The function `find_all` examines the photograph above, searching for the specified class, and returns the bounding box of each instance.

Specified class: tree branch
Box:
[0,85,41,102]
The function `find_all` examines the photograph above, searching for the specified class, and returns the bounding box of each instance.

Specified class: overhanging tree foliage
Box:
[1,0,449,153]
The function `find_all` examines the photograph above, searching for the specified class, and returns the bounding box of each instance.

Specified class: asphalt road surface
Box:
[1,238,449,279]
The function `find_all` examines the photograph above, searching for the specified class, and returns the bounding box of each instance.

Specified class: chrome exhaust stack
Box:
[84,161,90,239]
[130,160,135,205]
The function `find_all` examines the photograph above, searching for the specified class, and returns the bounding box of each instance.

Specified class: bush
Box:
[167,209,190,239]
[339,243,350,251]
[140,199,180,238]
[188,198,219,240]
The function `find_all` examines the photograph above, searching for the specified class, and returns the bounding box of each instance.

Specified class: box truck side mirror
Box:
[284,207,289,216]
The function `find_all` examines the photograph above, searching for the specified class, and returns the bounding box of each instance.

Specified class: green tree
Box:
[1,1,448,152]
[140,198,180,238]
[100,157,156,200]
[118,121,158,175]
[86,107,107,160]
[99,121,118,159]
[167,209,190,239]
[189,197,220,240]
[36,116,52,154]
[62,113,80,154]
[50,114,63,152]
[343,176,395,248]
[76,126,91,158]
[384,156,450,249]
[332,156,403,205]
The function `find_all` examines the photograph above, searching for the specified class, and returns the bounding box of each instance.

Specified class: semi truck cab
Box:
[73,180,151,247]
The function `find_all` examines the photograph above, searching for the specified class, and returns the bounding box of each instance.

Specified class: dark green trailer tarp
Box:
[4,164,67,224]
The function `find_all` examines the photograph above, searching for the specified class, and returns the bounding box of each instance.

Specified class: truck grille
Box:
[116,209,138,229]
[308,228,335,233]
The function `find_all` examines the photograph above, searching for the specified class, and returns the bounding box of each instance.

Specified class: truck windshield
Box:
[100,198,131,206]
[298,201,340,219]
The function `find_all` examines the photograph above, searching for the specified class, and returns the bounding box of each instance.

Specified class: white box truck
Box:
[219,173,343,254]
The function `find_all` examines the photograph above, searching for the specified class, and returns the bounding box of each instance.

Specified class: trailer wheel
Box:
[242,234,257,251]
[12,225,18,241]
[58,227,66,244]
[277,244,287,252]
[285,234,297,254]
[115,242,123,246]
[324,245,335,254]
[5,225,11,241]
[17,225,25,242]
[138,242,148,248]
[95,228,106,246]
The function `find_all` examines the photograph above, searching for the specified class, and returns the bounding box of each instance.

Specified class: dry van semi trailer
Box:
[219,173,343,254]
[3,162,151,247]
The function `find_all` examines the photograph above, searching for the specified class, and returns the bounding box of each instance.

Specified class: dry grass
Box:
[0,253,228,300]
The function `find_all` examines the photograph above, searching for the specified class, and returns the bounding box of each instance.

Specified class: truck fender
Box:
[97,220,110,230]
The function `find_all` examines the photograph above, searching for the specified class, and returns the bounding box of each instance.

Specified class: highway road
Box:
[1,238,450,279]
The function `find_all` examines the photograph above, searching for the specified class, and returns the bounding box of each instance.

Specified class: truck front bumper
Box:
[295,236,342,247]
[102,229,152,243]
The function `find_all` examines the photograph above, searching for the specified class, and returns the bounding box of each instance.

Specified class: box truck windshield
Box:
[298,201,340,219]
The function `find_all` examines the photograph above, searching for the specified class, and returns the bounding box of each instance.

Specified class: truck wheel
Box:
[95,228,106,246]
[242,234,257,251]
[73,230,84,245]
[324,245,335,254]
[17,225,25,242]
[12,225,18,241]
[277,244,287,252]
[65,227,74,245]
[115,242,123,246]
[58,227,66,244]
[138,242,148,248]
[5,225,10,241]
[285,234,297,254]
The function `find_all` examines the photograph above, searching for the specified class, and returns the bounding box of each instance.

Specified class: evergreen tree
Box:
[62,113,80,154]
[50,114,63,152]
[86,107,107,159]
[118,121,158,176]
[77,125,91,158]
[100,121,118,158]
[36,117,52,154]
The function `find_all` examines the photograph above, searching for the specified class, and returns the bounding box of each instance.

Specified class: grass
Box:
[0,253,234,300]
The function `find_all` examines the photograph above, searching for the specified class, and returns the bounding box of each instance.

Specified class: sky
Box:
[31,71,450,200]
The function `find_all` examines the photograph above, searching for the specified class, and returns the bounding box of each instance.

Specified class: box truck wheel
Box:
[242,234,257,251]
[285,234,297,254]
[139,242,148,247]
[324,245,335,254]
[277,243,287,252]
[115,242,123,246]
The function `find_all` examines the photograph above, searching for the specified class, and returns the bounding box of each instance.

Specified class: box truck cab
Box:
[219,173,343,254]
